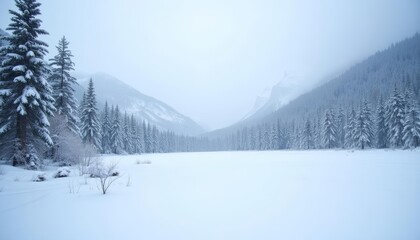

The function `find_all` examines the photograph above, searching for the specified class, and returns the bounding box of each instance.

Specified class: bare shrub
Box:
[49,115,85,166]
[78,145,99,176]
[95,162,120,195]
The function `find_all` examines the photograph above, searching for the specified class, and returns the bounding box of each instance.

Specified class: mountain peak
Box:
[75,73,205,136]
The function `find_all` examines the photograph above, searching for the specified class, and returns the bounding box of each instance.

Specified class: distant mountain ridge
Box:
[75,73,205,136]
[205,33,420,138]
[242,73,304,122]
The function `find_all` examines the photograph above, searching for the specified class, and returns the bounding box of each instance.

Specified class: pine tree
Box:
[336,106,346,148]
[376,96,388,148]
[130,115,139,153]
[345,106,357,148]
[49,36,79,134]
[302,119,313,149]
[354,101,374,149]
[323,109,337,149]
[0,0,55,167]
[100,102,112,153]
[80,79,101,150]
[122,112,132,153]
[152,126,159,153]
[386,86,405,148]
[110,105,122,154]
[402,94,420,148]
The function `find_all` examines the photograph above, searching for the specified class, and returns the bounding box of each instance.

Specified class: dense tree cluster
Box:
[1,0,419,170]
[222,85,420,151]
[0,0,209,168]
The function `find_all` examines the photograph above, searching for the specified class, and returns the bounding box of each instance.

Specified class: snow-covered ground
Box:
[0,150,419,240]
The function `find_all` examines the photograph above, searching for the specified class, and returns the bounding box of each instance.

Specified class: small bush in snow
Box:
[87,163,103,178]
[78,145,99,176]
[97,162,120,195]
[32,173,47,182]
[54,167,71,178]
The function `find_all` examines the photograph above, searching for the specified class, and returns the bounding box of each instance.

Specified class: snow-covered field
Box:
[0,150,419,240]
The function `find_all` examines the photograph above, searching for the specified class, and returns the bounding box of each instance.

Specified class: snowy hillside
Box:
[75,73,205,136]
[242,74,303,122]
[206,33,420,139]
[1,150,419,240]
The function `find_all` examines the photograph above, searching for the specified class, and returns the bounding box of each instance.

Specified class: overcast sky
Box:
[1,0,420,130]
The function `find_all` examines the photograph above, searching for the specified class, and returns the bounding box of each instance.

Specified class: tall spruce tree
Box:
[100,102,112,153]
[354,101,374,149]
[0,0,55,167]
[110,105,122,154]
[337,106,346,148]
[376,96,388,148]
[345,106,357,148]
[302,119,313,149]
[49,36,79,134]
[402,96,420,148]
[386,86,405,148]
[323,109,337,149]
[80,79,101,150]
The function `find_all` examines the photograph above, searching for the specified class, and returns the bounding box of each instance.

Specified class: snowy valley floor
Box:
[0,150,419,240]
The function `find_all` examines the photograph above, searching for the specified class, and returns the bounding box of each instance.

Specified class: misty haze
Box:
[0,0,419,240]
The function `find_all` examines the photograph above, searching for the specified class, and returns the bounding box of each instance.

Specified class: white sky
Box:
[1,0,420,130]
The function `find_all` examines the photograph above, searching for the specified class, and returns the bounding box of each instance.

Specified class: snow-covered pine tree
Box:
[137,120,145,153]
[122,112,132,153]
[337,106,346,148]
[152,125,159,153]
[354,100,374,149]
[100,102,112,153]
[322,109,337,149]
[0,0,55,168]
[386,86,405,148]
[49,36,79,134]
[267,125,276,150]
[110,105,122,154]
[143,121,151,153]
[345,106,357,148]
[80,79,101,150]
[376,96,388,148]
[130,114,139,153]
[402,92,420,148]
[302,119,313,149]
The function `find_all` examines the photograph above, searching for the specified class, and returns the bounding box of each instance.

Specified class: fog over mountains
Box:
[205,33,420,138]
[74,73,205,136]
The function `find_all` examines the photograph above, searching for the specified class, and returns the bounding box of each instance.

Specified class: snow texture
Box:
[0,150,419,240]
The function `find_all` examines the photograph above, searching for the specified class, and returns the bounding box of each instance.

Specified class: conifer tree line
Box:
[0,0,208,168]
[92,96,211,155]
[1,0,419,170]
[221,85,420,151]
